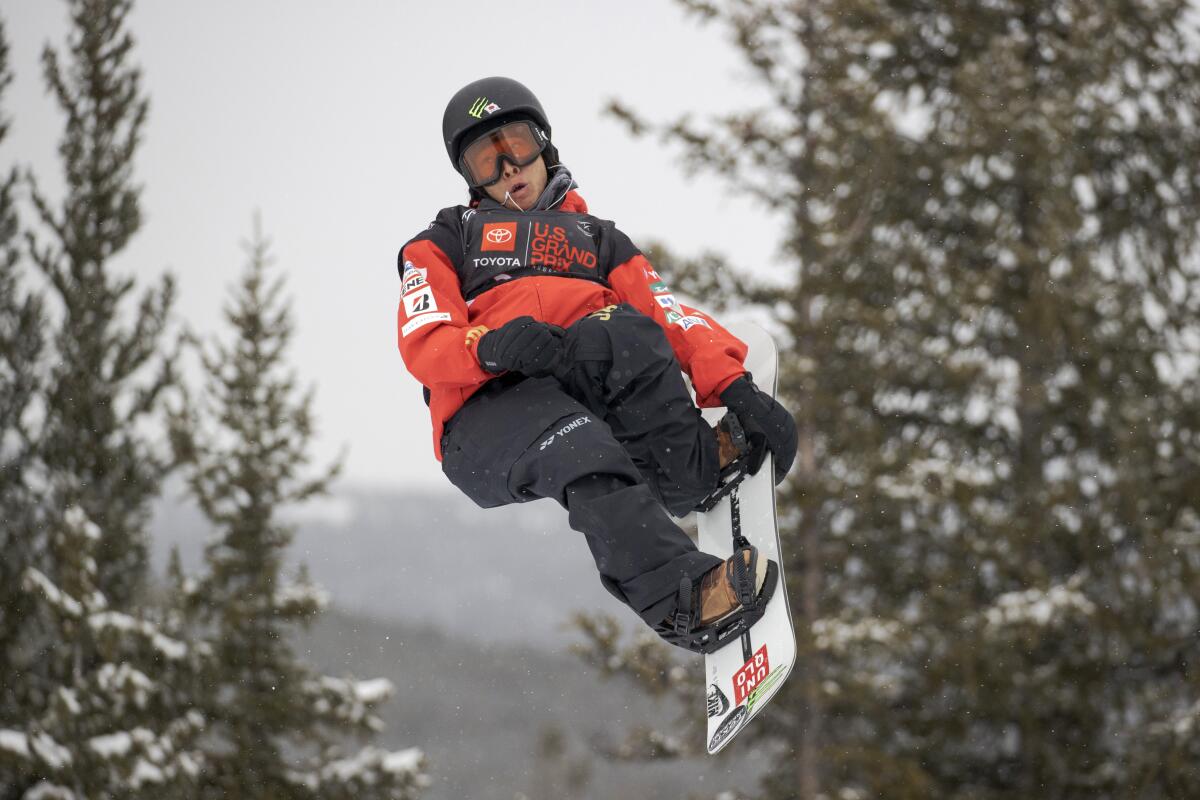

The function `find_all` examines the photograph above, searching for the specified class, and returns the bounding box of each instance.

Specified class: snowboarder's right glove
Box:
[719,375,797,484]
[476,316,565,377]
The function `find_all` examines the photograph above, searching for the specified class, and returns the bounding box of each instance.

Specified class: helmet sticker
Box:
[468,97,502,119]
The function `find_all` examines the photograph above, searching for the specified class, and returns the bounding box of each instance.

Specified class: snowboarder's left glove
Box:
[719,375,797,484]
[476,316,565,377]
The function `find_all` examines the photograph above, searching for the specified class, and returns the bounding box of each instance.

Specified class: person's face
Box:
[482,154,548,211]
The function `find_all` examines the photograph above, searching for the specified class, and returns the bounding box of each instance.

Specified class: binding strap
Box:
[672,577,695,636]
[728,543,759,608]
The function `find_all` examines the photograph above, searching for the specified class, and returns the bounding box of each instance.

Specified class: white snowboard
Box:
[697,322,795,754]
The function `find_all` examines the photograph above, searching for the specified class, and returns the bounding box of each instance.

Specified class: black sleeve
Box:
[596,220,643,280]
[397,206,466,277]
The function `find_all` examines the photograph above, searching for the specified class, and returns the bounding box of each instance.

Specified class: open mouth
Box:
[510,181,528,195]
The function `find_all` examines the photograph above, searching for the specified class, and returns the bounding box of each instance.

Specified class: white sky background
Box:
[2,0,782,491]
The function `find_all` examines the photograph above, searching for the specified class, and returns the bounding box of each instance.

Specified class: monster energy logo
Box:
[468,97,489,118]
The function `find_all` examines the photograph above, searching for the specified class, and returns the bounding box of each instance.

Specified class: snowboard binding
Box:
[655,542,780,655]
[695,412,753,514]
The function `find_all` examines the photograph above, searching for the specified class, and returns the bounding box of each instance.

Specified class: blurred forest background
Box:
[3,1,1200,799]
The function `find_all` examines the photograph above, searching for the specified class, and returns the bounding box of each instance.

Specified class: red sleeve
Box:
[397,239,492,391]
[609,254,747,407]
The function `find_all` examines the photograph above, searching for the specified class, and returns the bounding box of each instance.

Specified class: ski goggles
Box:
[459,120,548,187]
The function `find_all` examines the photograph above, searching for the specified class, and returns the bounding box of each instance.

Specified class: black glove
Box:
[476,316,565,377]
[720,375,797,484]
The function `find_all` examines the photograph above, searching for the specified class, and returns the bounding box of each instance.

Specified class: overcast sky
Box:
[2,1,784,491]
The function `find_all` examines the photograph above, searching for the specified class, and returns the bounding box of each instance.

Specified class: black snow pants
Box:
[440,304,725,625]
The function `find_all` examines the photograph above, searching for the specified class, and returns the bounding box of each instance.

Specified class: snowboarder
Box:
[396,76,798,651]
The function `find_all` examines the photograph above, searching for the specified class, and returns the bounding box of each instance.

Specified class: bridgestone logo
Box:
[401,311,451,338]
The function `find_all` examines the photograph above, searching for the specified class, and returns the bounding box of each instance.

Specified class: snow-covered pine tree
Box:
[2,7,203,798]
[585,2,1200,797]
[0,507,207,798]
[25,0,178,609]
[0,14,52,731]
[170,220,426,800]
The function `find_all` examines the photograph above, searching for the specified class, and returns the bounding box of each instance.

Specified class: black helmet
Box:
[442,77,558,179]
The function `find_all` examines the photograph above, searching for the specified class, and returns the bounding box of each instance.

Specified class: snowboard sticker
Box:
[697,322,795,754]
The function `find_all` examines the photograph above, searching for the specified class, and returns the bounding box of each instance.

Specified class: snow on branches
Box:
[3,507,207,797]
[981,575,1097,630]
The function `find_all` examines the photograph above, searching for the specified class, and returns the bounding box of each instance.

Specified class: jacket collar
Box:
[559,189,588,213]
[475,188,588,214]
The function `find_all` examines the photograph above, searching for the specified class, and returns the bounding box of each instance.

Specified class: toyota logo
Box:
[486,228,513,244]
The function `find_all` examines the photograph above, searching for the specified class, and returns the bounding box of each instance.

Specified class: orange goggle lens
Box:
[460,120,547,187]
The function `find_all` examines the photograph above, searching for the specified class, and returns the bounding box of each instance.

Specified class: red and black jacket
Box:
[397,190,748,459]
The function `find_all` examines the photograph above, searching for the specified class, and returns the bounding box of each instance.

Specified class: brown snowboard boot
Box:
[714,412,749,470]
[698,547,769,626]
